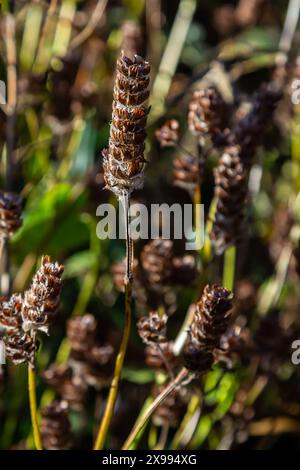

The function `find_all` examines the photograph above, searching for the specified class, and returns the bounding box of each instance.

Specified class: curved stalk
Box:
[122,367,190,450]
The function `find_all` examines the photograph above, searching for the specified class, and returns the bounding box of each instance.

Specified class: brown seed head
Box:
[184,284,233,373]
[41,400,74,450]
[211,145,248,255]
[42,363,88,411]
[173,153,200,192]
[22,255,64,334]
[233,84,281,167]
[4,328,38,366]
[137,311,168,344]
[103,52,150,196]
[188,87,224,140]
[155,119,180,147]
[0,293,23,331]
[141,239,173,286]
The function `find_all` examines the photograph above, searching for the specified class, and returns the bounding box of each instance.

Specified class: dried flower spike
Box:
[41,400,74,450]
[42,363,88,411]
[67,314,98,355]
[0,191,22,238]
[141,239,173,286]
[137,311,168,344]
[102,52,150,196]
[232,84,281,168]
[184,284,233,373]
[155,119,180,147]
[4,328,38,366]
[0,293,23,331]
[173,153,200,192]
[22,255,64,334]
[67,314,115,390]
[211,145,248,255]
[188,87,224,141]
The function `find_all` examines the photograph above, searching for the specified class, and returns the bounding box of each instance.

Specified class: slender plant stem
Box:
[171,392,201,449]
[28,365,42,450]
[222,245,236,291]
[93,279,132,449]
[93,194,133,450]
[122,368,190,450]
[278,0,300,57]
[149,0,197,122]
[69,0,108,50]
[5,7,17,190]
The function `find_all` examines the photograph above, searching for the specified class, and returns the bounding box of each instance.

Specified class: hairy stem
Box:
[28,365,42,450]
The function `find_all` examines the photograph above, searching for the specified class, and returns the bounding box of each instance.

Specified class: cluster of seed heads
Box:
[0,255,64,366]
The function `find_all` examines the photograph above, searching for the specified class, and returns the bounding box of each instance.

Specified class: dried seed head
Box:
[141,239,173,286]
[173,153,200,192]
[121,20,143,57]
[0,191,22,238]
[211,145,248,255]
[184,284,233,373]
[0,293,23,332]
[42,363,88,411]
[137,311,168,344]
[188,87,224,140]
[67,314,114,390]
[155,119,180,147]
[233,84,281,167]
[67,314,97,355]
[22,255,64,334]
[80,344,115,389]
[152,384,186,427]
[103,52,150,197]
[4,328,38,366]
[41,400,74,450]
